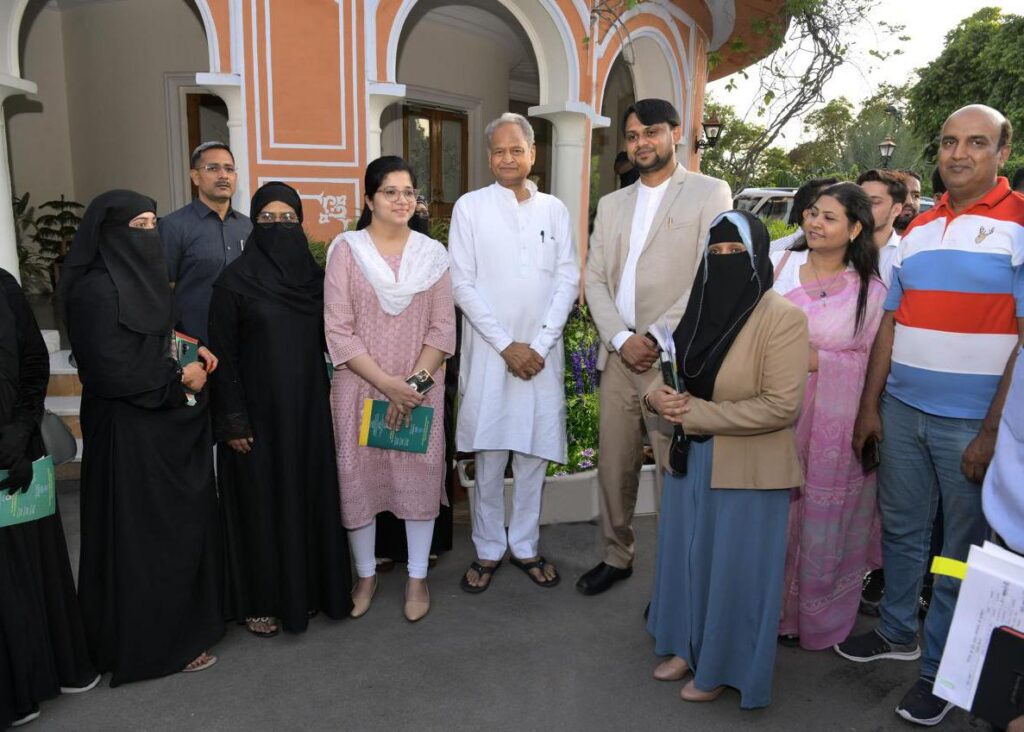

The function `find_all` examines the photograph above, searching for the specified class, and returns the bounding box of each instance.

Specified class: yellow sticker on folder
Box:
[931,556,968,580]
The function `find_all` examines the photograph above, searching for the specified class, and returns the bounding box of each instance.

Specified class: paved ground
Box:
[34,483,985,732]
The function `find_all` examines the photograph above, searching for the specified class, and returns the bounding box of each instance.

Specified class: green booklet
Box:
[358,399,433,453]
[0,456,56,528]
[174,330,200,367]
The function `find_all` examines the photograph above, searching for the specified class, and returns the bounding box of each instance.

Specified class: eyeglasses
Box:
[377,187,418,203]
[196,163,237,175]
[255,211,300,228]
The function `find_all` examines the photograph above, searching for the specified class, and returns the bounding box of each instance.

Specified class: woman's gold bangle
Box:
[642,392,658,415]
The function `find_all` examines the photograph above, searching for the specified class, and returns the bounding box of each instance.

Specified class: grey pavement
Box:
[34,482,983,732]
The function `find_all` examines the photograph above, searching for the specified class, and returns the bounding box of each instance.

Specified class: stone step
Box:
[41,329,61,355]
[48,350,82,397]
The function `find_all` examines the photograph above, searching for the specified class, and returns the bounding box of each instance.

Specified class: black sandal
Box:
[460,560,501,594]
[510,556,560,588]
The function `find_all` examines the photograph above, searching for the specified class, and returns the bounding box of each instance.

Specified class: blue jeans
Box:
[877,393,990,678]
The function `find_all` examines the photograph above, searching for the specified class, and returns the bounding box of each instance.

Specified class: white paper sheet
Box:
[933,543,1024,711]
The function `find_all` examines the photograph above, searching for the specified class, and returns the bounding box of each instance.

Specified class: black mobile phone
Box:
[861,438,881,473]
[405,369,435,396]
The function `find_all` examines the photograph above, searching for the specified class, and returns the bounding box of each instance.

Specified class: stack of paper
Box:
[934,542,1024,711]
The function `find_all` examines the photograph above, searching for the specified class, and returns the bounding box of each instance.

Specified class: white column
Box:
[367,82,406,163]
[0,73,39,283]
[528,102,608,237]
[196,73,250,214]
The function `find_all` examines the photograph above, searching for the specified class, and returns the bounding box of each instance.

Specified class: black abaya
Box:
[69,268,224,686]
[0,269,95,725]
[209,282,352,632]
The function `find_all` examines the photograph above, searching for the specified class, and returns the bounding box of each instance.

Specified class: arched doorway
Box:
[381,1,553,221]
[591,54,636,214]
[1,0,221,288]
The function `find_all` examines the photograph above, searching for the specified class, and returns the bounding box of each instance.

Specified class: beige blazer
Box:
[585,163,732,369]
[643,291,809,490]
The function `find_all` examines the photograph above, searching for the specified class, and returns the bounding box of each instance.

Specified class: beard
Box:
[632,149,673,174]
[894,210,917,230]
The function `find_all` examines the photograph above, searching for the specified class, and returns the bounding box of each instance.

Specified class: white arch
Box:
[191,0,222,73]
[384,0,580,107]
[0,0,32,78]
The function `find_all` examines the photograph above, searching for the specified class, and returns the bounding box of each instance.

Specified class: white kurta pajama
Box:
[449,180,578,560]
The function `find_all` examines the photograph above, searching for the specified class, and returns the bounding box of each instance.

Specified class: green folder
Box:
[0,456,56,528]
[358,399,433,453]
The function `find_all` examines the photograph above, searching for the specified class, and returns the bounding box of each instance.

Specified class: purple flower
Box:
[578,459,593,469]
[581,448,595,457]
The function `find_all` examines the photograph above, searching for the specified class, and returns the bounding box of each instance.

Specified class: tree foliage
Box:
[907,8,1024,173]
[699,98,799,191]
[720,0,906,189]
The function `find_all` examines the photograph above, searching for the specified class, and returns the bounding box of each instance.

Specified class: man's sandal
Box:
[460,560,501,594]
[245,617,279,637]
[510,556,560,588]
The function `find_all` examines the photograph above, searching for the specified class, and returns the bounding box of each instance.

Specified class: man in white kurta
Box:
[449,113,578,589]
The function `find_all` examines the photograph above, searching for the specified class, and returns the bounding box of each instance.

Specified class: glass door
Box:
[403,106,468,220]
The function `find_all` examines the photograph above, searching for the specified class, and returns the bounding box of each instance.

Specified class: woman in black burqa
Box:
[58,190,223,685]
[0,268,98,727]
[209,182,351,636]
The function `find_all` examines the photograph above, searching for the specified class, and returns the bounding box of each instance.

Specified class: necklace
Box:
[807,253,846,299]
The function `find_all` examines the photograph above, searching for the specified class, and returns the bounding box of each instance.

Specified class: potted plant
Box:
[33,195,84,288]
[12,193,61,294]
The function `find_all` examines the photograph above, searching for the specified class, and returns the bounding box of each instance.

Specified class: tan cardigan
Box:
[643,290,809,489]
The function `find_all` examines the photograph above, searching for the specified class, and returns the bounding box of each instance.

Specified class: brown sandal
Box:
[182,652,217,673]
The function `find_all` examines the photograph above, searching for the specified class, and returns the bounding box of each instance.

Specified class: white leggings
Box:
[348,518,435,579]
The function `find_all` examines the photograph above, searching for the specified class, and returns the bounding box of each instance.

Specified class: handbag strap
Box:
[775,250,793,278]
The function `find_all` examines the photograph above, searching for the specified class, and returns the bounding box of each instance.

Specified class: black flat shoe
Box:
[575,562,632,595]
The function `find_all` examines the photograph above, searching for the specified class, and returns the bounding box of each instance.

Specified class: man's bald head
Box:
[938,104,1012,209]
[943,104,1012,149]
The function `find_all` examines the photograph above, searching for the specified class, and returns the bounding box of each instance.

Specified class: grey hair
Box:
[484,113,535,149]
[190,141,234,169]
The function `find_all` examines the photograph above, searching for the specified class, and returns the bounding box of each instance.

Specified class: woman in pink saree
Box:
[771,182,887,650]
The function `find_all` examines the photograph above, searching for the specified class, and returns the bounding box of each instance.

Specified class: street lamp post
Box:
[696,118,724,150]
[878,137,897,168]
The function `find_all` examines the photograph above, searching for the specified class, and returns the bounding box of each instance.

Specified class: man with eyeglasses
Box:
[159,141,251,342]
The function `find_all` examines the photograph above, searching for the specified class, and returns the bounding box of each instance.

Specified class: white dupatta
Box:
[342,229,449,315]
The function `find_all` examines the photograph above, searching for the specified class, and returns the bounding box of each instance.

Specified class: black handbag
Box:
[41,410,77,466]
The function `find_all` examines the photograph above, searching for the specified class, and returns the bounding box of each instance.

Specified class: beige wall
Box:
[62,0,208,213]
[388,17,515,190]
[6,5,75,211]
[8,0,209,218]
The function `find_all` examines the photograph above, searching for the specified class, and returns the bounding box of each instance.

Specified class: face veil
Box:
[672,210,774,401]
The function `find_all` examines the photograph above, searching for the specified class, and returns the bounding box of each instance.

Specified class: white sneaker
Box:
[61,673,101,694]
[11,709,40,727]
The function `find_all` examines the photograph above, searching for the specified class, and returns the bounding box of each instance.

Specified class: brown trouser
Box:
[597,351,671,569]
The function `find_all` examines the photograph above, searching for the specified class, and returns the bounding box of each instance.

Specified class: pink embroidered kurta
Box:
[771,250,886,650]
[324,242,456,529]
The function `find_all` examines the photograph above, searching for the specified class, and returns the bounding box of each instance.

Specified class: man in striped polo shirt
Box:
[836,104,1024,727]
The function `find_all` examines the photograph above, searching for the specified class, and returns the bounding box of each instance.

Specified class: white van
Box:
[733,187,796,222]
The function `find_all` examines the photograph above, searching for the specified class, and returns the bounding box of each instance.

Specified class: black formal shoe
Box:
[576,562,633,595]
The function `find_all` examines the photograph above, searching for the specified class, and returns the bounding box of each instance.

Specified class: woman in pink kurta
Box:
[324,156,455,622]
[771,183,887,650]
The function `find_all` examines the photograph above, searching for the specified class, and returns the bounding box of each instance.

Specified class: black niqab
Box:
[214,182,323,314]
[58,190,171,336]
[673,210,773,401]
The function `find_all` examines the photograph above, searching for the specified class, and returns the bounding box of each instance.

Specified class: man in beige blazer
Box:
[577,98,732,595]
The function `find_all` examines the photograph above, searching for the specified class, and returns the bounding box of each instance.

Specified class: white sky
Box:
[706,0,1024,145]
